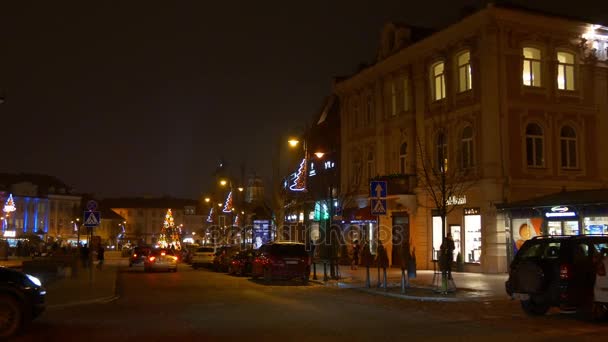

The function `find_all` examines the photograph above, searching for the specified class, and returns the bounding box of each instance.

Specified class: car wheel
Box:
[0,294,24,339]
[263,267,272,283]
[521,296,550,316]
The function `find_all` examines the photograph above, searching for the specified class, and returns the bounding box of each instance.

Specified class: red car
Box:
[228,249,254,276]
[251,242,310,282]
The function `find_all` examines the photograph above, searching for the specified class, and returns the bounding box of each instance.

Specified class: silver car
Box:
[144,249,178,272]
[191,247,215,269]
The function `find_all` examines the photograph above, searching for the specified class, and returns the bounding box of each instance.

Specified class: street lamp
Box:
[219,179,228,187]
[204,197,210,203]
[288,138,300,147]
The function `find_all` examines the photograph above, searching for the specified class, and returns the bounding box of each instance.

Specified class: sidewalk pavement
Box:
[310,263,509,302]
[44,265,119,309]
[0,256,32,268]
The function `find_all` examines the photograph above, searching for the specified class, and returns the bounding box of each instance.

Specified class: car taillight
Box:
[560,264,571,280]
[597,262,606,276]
[161,252,166,256]
[149,256,156,262]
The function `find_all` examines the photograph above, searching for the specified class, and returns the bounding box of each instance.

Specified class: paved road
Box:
[17,265,608,341]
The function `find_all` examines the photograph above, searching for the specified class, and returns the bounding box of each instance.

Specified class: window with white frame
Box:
[557,51,575,90]
[399,142,407,174]
[432,62,446,101]
[436,132,448,172]
[457,51,472,92]
[461,125,474,169]
[403,77,409,111]
[390,82,397,116]
[560,125,578,169]
[525,123,544,167]
[523,47,542,87]
[367,151,375,180]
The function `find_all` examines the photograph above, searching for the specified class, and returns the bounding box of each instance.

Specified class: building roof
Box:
[102,197,199,210]
[497,189,608,210]
[0,172,75,195]
[101,207,125,221]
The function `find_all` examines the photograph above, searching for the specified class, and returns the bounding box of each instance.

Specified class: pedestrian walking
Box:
[97,245,105,270]
[81,243,90,268]
[351,240,360,270]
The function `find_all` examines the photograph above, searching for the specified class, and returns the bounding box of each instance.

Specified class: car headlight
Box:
[26,274,42,287]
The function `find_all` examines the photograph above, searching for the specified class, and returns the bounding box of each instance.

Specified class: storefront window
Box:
[464,213,481,263]
[432,216,442,260]
[450,225,461,262]
[548,221,561,235]
[564,221,579,235]
[584,217,608,235]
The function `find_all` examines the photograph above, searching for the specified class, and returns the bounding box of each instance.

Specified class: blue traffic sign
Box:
[86,200,98,211]
[83,211,101,227]
[370,198,387,215]
[370,181,387,198]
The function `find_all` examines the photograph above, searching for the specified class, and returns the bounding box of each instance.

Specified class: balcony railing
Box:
[371,174,417,196]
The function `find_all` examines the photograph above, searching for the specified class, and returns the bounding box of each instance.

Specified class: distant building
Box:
[103,197,203,245]
[0,173,81,241]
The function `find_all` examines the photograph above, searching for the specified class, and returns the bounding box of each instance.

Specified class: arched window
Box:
[436,132,448,172]
[557,51,575,90]
[560,125,578,169]
[431,62,446,101]
[461,126,474,169]
[399,142,407,174]
[525,123,544,167]
[457,51,472,92]
[523,47,542,87]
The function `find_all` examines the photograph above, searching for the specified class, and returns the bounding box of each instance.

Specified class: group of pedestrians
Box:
[79,243,105,270]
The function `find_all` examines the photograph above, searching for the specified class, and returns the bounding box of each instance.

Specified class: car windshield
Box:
[517,241,561,260]
[196,247,214,253]
[269,244,307,257]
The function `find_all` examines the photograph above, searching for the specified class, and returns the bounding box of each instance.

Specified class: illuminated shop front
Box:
[341,206,378,255]
[431,206,482,264]
[498,189,608,263]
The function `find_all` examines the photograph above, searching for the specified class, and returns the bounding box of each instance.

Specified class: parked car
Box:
[212,246,239,272]
[251,242,310,282]
[0,267,46,338]
[505,235,608,317]
[228,249,255,276]
[144,249,178,272]
[593,248,608,320]
[191,247,215,269]
[129,246,152,267]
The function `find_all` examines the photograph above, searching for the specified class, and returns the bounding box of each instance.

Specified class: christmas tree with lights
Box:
[158,209,181,249]
[289,159,307,192]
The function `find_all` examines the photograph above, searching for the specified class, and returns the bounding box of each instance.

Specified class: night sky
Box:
[1,0,605,199]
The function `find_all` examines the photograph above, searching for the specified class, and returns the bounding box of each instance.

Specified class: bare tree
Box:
[415,122,477,291]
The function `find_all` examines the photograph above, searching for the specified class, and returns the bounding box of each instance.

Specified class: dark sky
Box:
[1,0,605,199]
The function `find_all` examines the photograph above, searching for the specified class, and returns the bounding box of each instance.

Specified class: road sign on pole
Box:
[86,200,98,212]
[371,198,387,215]
[370,181,387,198]
[83,211,101,227]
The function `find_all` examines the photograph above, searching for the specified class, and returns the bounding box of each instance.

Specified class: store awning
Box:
[497,189,608,210]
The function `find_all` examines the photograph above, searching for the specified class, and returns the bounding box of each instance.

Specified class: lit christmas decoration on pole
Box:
[207,207,214,223]
[289,158,307,192]
[3,194,16,230]
[222,191,233,213]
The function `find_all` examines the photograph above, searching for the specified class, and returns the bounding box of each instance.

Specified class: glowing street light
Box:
[288,138,300,147]
[237,187,244,192]
[204,197,211,203]
[314,152,325,159]
[219,179,228,186]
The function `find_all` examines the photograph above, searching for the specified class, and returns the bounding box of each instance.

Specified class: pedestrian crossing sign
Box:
[84,211,101,227]
[370,198,387,215]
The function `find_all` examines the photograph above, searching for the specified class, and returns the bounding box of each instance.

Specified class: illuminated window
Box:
[403,77,409,111]
[399,142,407,174]
[560,125,578,169]
[436,132,448,172]
[457,51,472,92]
[461,125,474,169]
[525,123,544,167]
[557,51,575,90]
[390,82,397,116]
[523,47,542,87]
[431,62,446,101]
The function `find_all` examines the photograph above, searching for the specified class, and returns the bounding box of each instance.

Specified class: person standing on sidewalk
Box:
[97,245,105,270]
[351,240,360,270]
[440,232,455,280]
[81,244,90,268]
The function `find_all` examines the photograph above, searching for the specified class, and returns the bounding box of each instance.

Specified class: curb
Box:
[354,287,488,302]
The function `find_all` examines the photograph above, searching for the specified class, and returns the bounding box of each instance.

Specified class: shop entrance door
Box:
[391,213,410,267]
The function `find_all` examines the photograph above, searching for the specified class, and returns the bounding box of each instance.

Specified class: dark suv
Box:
[0,267,46,338]
[506,235,608,316]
